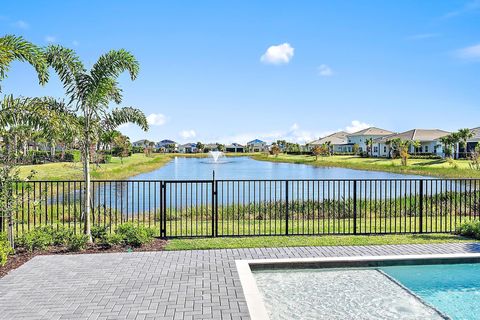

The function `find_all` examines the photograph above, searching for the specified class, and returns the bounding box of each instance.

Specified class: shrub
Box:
[115,223,155,247]
[17,227,54,252]
[456,220,480,239]
[0,233,13,267]
[91,225,109,243]
[66,234,89,251]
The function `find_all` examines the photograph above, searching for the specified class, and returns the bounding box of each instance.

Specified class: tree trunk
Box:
[82,106,93,243]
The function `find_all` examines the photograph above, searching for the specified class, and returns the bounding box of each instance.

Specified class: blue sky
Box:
[2,1,480,144]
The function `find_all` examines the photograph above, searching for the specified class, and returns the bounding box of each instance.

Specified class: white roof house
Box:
[307,131,353,153]
[247,139,267,152]
[347,127,395,153]
[373,129,450,157]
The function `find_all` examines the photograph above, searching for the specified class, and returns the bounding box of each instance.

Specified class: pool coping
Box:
[236,253,480,320]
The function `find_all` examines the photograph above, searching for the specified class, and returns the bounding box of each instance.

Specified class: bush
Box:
[456,220,480,239]
[91,225,109,243]
[0,233,13,267]
[17,227,54,252]
[115,223,155,247]
[66,234,89,251]
[409,154,442,160]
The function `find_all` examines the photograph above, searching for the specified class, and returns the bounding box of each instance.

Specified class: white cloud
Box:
[456,43,480,60]
[179,130,196,140]
[45,35,56,43]
[13,20,29,29]
[318,64,334,77]
[344,120,371,133]
[146,113,167,126]
[260,43,294,65]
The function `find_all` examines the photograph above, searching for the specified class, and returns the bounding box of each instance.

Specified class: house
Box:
[465,127,480,154]
[178,143,197,153]
[307,131,353,154]
[132,139,153,148]
[156,139,178,152]
[373,129,450,157]
[225,143,245,153]
[347,127,395,154]
[247,139,267,152]
[203,143,219,152]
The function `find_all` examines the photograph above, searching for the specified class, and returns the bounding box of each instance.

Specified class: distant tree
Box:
[311,145,322,160]
[113,134,131,164]
[353,143,360,155]
[469,143,480,171]
[398,140,411,166]
[216,143,225,152]
[365,138,374,157]
[457,128,474,158]
[196,142,204,153]
[270,143,281,157]
[276,140,287,151]
[167,143,176,153]
[412,140,421,155]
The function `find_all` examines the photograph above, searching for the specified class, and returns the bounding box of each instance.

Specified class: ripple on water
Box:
[253,269,443,320]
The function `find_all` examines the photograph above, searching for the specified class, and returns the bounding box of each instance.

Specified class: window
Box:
[374,147,378,152]
[384,146,387,152]
[425,145,429,152]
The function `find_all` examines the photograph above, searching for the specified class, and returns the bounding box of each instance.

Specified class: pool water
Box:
[381,263,480,320]
[254,263,480,320]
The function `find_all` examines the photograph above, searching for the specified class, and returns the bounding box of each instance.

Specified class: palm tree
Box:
[46,45,148,241]
[365,138,374,157]
[457,128,474,158]
[0,35,49,91]
[412,140,421,155]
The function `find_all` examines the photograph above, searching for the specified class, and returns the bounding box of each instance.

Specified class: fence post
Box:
[285,180,289,235]
[419,180,423,233]
[160,181,165,238]
[353,180,357,235]
[211,171,217,237]
[215,180,219,237]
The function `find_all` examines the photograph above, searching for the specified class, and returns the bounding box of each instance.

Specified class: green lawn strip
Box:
[251,154,480,179]
[165,233,476,250]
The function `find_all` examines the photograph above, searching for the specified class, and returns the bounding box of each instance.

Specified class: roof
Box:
[158,139,177,144]
[468,127,480,142]
[375,129,450,143]
[347,127,394,137]
[132,139,151,145]
[179,143,197,148]
[226,143,244,147]
[308,131,349,145]
[247,139,266,145]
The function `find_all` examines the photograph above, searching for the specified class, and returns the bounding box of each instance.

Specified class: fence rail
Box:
[2,178,480,237]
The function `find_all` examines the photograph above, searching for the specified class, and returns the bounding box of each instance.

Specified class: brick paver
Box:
[0,242,479,319]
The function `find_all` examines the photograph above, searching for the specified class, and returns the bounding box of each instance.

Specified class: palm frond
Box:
[104,107,148,131]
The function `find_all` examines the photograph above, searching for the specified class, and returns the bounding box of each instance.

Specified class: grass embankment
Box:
[18,153,174,180]
[252,154,480,178]
[165,233,476,250]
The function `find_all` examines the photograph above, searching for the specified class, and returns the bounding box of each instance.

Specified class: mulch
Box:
[0,238,168,279]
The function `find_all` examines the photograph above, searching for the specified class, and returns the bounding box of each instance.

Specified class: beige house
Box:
[307,131,353,153]
[346,127,395,153]
[373,129,450,157]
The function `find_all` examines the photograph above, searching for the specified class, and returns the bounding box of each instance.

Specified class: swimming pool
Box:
[237,254,480,320]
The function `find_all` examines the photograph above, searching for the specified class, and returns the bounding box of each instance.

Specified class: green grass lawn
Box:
[18,153,175,180]
[165,233,476,250]
[252,154,479,178]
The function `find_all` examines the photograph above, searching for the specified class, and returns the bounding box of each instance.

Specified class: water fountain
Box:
[209,150,225,163]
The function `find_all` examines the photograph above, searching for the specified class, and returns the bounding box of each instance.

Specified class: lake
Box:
[129,156,429,180]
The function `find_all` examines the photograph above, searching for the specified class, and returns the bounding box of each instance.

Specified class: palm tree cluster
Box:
[0,34,149,241]
[439,129,474,159]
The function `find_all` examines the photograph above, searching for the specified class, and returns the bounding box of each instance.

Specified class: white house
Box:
[178,143,197,153]
[373,129,450,157]
[465,127,480,154]
[132,139,153,148]
[247,139,267,152]
[156,139,178,152]
[307,131,352,153]
[225,143,245,153]
[346,127,395,153]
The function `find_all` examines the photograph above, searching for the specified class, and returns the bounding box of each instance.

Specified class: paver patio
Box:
[1,242,479,320]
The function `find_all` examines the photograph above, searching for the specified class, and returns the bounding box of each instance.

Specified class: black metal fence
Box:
[2,178,480,237]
